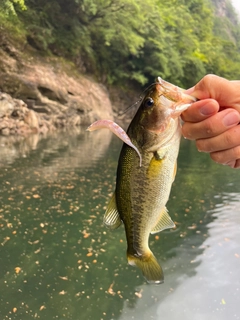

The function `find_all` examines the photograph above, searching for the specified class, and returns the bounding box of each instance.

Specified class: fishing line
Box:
[117,98,142,117]
[117,81,158,117]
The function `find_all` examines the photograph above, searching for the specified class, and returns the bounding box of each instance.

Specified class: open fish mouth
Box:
[156,77,197,115]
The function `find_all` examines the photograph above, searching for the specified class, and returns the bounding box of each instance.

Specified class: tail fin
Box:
[127,252,164,284]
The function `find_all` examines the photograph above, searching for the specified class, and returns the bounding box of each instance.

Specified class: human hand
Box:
[181,74,240,168]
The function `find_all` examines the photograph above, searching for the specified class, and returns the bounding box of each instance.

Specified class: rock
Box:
[24,110,39,131]
[16,124,32,135]
[0,93,15,117]
[39,124,49,134]
[0,119,9,130]
[0,43,115,136]
[1,128,10,136]
[6,118,15,129]
[69,115,81,126]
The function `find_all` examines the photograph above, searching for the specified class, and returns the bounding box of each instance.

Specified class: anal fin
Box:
[103,192,122,229]
[151,207,175,234]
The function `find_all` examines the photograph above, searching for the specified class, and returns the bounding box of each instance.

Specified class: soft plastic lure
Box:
[87,119,142,166]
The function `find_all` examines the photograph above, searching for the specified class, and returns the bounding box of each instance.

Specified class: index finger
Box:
[189,75,240,111]
[181,99,219,123]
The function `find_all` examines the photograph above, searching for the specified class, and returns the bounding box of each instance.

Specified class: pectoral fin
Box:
[154,150,167,160]
[103,192,122,229]
[147,151,166,179]
[151,207,175,234]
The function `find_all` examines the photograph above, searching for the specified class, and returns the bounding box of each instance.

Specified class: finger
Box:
[184,86,195,95]
[210,145,240,168]
[196,125,240,153]
[182,109,240,140]
[181,99,219,123]
[225,160,237,168]
[233,159,240,169]
[225,159,240,169]
[190,74,240,111]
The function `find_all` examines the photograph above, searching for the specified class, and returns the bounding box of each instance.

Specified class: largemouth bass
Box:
[87,77,196,284]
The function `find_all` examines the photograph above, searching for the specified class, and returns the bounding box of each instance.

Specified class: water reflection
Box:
[0,127,112,171]
[120,193,240,320]
[0,132,239,320]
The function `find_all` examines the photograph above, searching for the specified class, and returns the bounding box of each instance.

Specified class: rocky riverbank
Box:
[0,38,114,136]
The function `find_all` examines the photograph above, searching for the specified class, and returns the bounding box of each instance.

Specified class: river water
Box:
[0,129,239,320]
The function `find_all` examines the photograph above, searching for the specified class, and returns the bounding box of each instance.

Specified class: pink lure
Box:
[87,119,142,167]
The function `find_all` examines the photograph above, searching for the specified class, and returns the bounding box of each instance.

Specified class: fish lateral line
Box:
[87,119,142,167]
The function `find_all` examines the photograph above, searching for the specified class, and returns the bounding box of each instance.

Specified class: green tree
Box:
[0,0,26,14]
[2,0,240,89]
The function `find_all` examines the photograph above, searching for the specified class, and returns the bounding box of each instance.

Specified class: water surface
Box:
[0,129,239,320]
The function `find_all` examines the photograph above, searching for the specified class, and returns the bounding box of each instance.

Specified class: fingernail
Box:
[225,160,236,168]
[200,104,216,116]
[222,112,240,127]
[184,87,195,95]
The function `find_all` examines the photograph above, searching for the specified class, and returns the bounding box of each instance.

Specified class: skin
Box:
[181,74,240,169]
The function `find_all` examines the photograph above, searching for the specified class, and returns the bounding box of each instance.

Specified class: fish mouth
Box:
[156,76,197,116]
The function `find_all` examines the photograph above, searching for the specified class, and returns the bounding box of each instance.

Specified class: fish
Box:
[87,77,196,284]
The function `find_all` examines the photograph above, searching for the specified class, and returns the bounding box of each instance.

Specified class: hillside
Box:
[0,0,240,136]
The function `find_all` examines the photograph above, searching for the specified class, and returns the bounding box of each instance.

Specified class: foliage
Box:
[1,0,240,88]
[0,0,26,15]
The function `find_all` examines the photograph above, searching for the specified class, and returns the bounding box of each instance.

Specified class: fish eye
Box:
[144,97,154,108]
